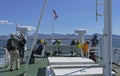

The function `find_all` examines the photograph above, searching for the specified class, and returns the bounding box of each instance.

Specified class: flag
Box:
[53,9,58,20]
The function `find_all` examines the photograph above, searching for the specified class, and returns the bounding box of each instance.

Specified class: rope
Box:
[23,0,47,76]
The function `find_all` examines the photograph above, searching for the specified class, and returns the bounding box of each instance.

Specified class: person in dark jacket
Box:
[36,39,45,55]
[7,33,20,71]
[89,35,99,62]
[70,40,76,56]
[18,34,26,62]
[70,40,76,45]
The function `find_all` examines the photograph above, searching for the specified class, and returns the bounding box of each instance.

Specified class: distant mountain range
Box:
[0,33,120,40]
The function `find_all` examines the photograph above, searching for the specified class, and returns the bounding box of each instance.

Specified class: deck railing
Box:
[0,47,10,69]
[41,45,101,60]
[41,45,82,57]
[88,47,101,63]
[112,48,120,65]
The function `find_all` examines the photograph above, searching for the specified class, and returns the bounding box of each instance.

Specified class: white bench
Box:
[41,45,82,57]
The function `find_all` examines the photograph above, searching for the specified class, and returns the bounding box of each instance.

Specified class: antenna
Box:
[96,0,104,21]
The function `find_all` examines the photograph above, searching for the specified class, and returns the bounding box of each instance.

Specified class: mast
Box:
[96,0,112,75]
[23,0,47,76]
[103,0,112,76]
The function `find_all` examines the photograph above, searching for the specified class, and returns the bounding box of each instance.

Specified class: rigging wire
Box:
[23,0,47,76]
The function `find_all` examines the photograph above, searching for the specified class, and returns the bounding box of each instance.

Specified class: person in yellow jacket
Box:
[76,40,82,49]
[82,41,90,57]
[76,40,82,56]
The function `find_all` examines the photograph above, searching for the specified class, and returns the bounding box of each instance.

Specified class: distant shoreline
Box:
[0,33,120,40]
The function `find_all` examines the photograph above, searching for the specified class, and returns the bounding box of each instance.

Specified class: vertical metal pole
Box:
[79,34,84,57]
[52,12,54,42]
[103,0,112,76]
[51,7,54,44]
[96,0,98,21]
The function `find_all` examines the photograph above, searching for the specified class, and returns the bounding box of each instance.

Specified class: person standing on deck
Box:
[18,34,26,63]
[52,39,62,56]
[89,35,99,62]
[29,40,40,64]
[76,40,82,48]
[7,33,20,71]
[76,40,82,56]
[82,41,90,57]
[70,40,76,56]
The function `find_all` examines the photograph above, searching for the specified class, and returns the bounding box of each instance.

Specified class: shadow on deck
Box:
[0,58,48,76]
[37,67,46,76]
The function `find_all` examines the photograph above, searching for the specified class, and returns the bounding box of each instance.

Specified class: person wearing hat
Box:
[7,33,20,71]
[35,39,45,55]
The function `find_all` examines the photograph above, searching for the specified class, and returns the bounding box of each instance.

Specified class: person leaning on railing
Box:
[82,41,90,57]
[89,35,99,62]
[52,39,62,56]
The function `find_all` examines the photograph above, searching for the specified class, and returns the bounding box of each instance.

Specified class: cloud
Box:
[0,20,14,25]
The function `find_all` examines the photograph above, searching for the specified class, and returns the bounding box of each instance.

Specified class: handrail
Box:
[41,45,82,57]
[88,47,101,63]
[112,48,120,65]
[0,47,10,69]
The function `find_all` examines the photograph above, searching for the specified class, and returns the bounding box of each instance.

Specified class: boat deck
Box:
[47,57,117,76]
[0,57,120,76]
[0,46,120,76]
[0,58,48,76]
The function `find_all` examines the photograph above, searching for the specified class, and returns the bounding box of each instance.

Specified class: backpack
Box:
[7,39,17,50]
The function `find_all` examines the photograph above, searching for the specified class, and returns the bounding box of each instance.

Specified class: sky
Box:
[0,0,120,35]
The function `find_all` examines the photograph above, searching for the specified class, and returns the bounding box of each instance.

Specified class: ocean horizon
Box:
[0,39,120,48]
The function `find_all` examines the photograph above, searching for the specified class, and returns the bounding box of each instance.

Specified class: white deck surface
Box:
[50,64,100,68]
[48,57,94,65]
[53,67,103,76]
[47,57,116,76]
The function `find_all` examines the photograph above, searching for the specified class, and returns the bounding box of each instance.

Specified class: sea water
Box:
[0,39,120,64]
[0,39,120,48]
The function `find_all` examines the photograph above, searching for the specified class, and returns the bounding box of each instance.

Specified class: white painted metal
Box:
[75,29,87,44]
[48,57,94,65]
[96,0,104,21]
[0,47,10,68]
[103,0,112,76]
[88,47,101,63]
[47,57,115,76]
[16,24,36,37]
[75,29,87,57]
[52,67,103,76]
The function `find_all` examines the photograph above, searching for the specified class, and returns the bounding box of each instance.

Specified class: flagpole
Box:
[51,7,58,44]
[51,6,54,44]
